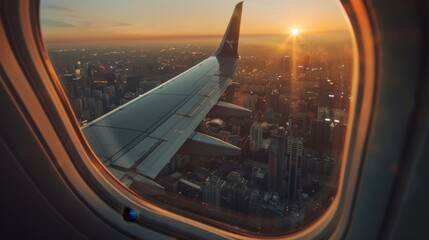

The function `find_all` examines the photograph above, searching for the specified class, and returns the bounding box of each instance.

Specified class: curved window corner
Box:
[35,0,376,238]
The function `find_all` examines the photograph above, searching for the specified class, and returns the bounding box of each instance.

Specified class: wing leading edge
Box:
[82,2,245,188]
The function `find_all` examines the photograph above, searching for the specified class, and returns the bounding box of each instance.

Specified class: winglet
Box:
[214,2,243,58]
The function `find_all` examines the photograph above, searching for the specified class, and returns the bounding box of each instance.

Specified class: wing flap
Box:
[111,137,161,169]
[148,114,186,140]
[176,95,207,117]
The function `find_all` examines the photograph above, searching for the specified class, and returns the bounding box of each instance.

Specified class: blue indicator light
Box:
[123,207,138,222]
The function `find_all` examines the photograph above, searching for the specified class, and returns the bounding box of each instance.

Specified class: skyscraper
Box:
[268,127,287,191]
[250,122,263,152]
[286,136,304,203]
[203,175,225,208]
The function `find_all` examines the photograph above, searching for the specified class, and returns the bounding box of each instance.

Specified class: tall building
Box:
[103,85,116,98]
[203,175,225,208]
[279,98,290,120]
[102,93,109,112]
[94,100,104,118]
[268,127,286,190]
[268,90,280,113]
[93,89,102,101]
[286,136,304,203]
[62,73,75,100]
[87,64,94,89]
[139,80,161,93]
[250,122,263,152]
[244,93,258,111]
[74,60,84,98]
[73,98,83,121]
[83,87,91,98]
[268,148,277,191]
[220,171,248,213]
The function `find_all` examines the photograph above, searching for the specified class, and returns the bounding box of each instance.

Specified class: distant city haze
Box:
[41,0,350,46]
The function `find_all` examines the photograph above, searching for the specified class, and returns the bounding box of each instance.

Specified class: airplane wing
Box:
[82,2,246,187]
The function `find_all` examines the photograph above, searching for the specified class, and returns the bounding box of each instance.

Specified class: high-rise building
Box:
[62,73,75,100]
[220,171,248,213]
[83,87,91,98]
[250,122,263,152]
[103,85,116,98]
[94,100,104,118]
[73,60,84,98]
[268,90,280,113]
[73,98,83,121]
[139,80,161,93]
[102,93,109,112]
[268,143,278,191]
[244,93,258,111]
[269,127,287,191]
[279,98,290,120]
[92,89,102,101]
[286,136,304,203]
[203,175,225,208]
[87,64,94,89]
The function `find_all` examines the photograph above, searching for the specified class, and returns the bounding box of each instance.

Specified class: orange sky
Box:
[40,0,351,44]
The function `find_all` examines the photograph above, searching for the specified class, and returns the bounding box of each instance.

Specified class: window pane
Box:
[41,0,355,235]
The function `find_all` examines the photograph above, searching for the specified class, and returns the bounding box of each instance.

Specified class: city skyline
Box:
[41,0,351,46]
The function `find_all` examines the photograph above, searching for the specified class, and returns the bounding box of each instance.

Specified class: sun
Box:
[291,28,299,36]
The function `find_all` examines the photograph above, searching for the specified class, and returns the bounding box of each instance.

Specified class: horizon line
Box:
[43,29,351,44]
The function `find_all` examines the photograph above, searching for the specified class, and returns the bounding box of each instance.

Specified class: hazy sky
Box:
[40,0,350,44]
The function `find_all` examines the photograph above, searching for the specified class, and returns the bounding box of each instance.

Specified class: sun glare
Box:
[291,28,299,36]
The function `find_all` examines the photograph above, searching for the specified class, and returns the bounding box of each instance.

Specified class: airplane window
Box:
[40,0,356,235]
